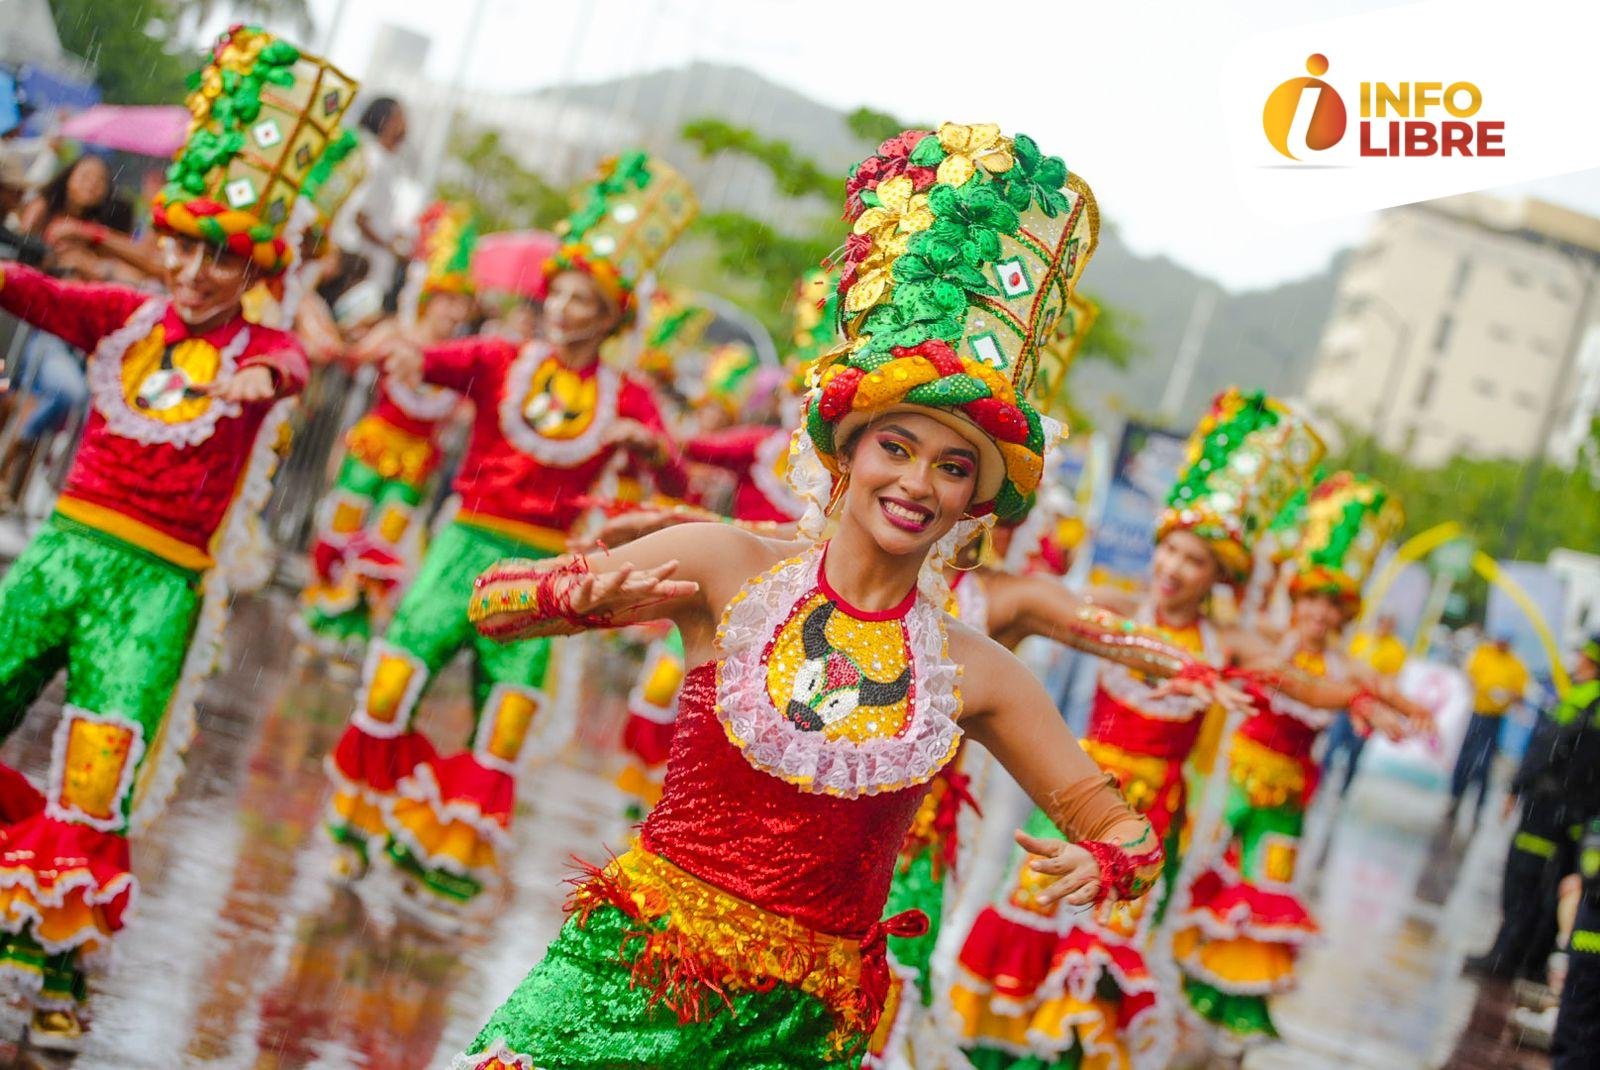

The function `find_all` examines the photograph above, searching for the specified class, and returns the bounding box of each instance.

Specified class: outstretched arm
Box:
[575,502,798,552]
[0,260,148,351]
[958,629,1163,907]
[1227,629,1430,738]
[470,521,775,657]
[385,332,515,400]
[1011,578,1227,685]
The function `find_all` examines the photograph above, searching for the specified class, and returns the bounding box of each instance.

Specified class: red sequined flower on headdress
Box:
[844,130,936,221]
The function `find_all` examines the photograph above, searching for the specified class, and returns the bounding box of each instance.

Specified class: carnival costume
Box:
[949,389,1324,1070]
[300,201,478,652]
[1171,471,1401,1044]
[324,153,696,907]
[0,24,351,1043]
[447,122,1182,1069]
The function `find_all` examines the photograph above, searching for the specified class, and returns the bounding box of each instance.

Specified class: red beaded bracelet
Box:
[1079,837,1165,904]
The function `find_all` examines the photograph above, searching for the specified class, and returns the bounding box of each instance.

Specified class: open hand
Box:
[566,559,699,621]
[603,418,662,458]
[1015,830,1100,908]
[194,365,275,403]
[383,339,425,387]
[1148,673,1252,714]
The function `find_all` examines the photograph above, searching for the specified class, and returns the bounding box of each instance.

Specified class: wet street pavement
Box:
[0,585,1561,1070]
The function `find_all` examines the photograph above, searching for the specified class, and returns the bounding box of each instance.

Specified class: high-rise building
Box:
[1303,195,1600,466]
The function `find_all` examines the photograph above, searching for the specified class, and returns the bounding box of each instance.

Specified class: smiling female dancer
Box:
[444,124,1245,1069]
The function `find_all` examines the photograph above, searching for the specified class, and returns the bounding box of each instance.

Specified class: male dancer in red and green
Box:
[0,24,348,1049]
[325,152,697,916]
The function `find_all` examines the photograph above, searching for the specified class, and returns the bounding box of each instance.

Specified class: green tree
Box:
[676,116,842,339]
[50,0,196,106]
[1579,414,1600,491]
[437,129,571,233]
[681,119,835,200]
[1326,425,1600,564]
[845,106,920,145]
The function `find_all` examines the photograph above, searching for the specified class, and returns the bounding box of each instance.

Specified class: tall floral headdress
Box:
[1156,388,1326,582]
[803,123,1098,522]
[538,150,697,319]
[413,200,479,297]
[1288,471,1404,613]
[152,24,359,275]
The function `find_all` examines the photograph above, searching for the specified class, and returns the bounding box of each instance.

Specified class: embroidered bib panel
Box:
[715,546,962,798]
[496,344,620,467]
[89,300,249,448]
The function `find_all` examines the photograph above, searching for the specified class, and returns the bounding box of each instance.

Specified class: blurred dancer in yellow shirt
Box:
[1449,635,1531,826]
[1324,615,1408,795]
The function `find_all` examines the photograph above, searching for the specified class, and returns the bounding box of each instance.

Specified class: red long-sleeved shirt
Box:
[0,262,307,568]
[685,424,801,524]
[420,336,684,536]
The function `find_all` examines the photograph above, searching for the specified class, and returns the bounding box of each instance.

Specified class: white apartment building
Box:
[1303,195,1600,466]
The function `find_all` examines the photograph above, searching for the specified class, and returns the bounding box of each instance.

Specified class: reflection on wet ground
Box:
[0,590,1557,1069]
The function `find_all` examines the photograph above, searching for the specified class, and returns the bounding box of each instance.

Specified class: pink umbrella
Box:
[60,105,190,158]
[472,230,559,298]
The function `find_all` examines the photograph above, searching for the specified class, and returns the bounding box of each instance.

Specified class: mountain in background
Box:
[524,62,1346,426]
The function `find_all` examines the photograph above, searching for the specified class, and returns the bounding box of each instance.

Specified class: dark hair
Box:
[359,97,402,137]
[36,154,120,228]
[315,249,371,307]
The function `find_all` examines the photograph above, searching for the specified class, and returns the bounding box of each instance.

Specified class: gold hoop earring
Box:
[825,473,850,516]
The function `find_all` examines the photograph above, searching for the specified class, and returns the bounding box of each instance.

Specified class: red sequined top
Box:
[1236,703,1320,760]
[0,263,306,562]
[640,663,928,939]
[1086,614,1219,762]
[421,336,686,532]
[369,378,451,440]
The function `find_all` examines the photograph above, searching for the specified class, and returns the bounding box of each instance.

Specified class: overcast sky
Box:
[294,0,1600,292]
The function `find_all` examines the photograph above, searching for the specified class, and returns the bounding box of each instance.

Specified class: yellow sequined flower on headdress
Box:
[846,175,933,312]
[935,123,1015,187]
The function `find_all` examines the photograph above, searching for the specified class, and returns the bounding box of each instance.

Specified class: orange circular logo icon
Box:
[1263,53,1348,160]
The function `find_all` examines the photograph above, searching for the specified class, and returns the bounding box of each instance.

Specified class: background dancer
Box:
[0,25,353,1049]
[323,152,696,920]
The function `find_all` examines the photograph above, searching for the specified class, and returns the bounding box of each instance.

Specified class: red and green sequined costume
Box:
[326,335,684,902]
[948,611,1219,1070]
[615,424,804,813]
[1169,645,1330,1042]
[456,546,968,1067]
[300,376,459,651]
[0,262,306,1008]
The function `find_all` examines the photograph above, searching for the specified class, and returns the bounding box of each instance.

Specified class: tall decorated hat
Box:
[701,341,762,416]
[153,24,359,274]
[1288,471,1404,611]
[413,200,479,297]
[540,150,698,318]
[1033,292,1098,421]
[637,285,713,381]
[807,123,1099,521]
[1157,388,1326,582]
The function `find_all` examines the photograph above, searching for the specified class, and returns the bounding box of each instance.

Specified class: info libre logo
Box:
[1263,54,1505,162]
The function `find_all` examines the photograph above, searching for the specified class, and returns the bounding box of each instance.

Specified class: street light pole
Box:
[1501,252,1599,559]
[1346,293,1411,464]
